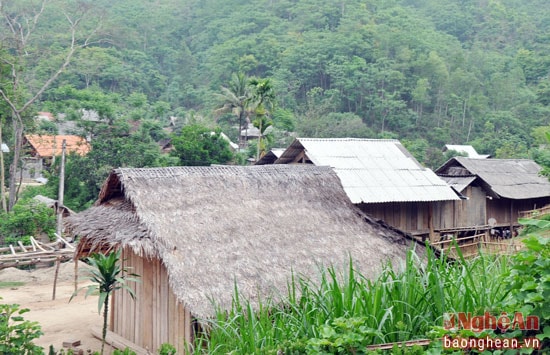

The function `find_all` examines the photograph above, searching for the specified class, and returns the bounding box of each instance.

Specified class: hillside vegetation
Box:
[1,0,549,210]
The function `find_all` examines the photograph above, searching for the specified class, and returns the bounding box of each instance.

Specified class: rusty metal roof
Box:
[25,134,90,157]
[276,138,460,203]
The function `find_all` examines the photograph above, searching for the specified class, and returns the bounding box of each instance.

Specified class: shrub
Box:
[0,199,56,246]
[0,299,43,354]
[501,233,550,350]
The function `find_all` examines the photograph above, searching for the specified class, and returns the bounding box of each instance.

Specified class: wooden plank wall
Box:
[359,202,430,233]
[115,249,193,353]
[486,197,550,226]
[433,186,486,230]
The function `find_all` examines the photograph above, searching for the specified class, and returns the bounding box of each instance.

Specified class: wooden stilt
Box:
[52,256,61,300]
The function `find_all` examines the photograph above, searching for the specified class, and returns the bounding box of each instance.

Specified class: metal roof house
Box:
[436,157,550,230]
[66,165,418,352]
[255,148,285,165]
[20,134,90,180]
[443,145,490,159]
[264,138,460,240]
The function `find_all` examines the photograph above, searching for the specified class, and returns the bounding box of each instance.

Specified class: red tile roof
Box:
[25,135,90,157]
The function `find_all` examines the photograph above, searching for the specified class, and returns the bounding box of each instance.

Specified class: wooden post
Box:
[52,256,61,300]
[510,200,514,237]
[428,203,434,243]
[56,139,66,237]
[0,121,7,213]
[74,259,78,293]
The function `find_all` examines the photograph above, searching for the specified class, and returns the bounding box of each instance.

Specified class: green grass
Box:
[194,247,512,354]
[0,281,25,288]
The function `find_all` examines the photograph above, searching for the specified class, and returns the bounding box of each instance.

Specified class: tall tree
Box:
[215,72,250,148]
[170,124,234,166]
[0,0,102,210]
[248,78,275,160]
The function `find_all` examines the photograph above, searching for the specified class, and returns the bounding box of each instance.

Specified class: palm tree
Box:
[214,72,250,148]
[71,250,139,355]
[248,78,275,160]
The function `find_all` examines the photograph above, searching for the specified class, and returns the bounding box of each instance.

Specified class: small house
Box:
[443,145,490,159]
[268,138,460,241]
[66,165,418,353]
[436,157,550,232]
[22,134,90,179]
[255,148,285,165]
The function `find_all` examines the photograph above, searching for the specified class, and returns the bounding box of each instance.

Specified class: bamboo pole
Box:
[52,256,61,300]
[74,259,78,293]
[0,120,6,213]
[56,139,66,237]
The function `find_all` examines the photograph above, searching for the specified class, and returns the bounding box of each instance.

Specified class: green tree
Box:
[0,0,102,211]
[215,72,251,148]
[72,250,139,355]
[170,124,233,166]
[248,78,276,160]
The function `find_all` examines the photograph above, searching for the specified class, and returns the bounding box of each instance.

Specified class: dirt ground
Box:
[0,261,109,353]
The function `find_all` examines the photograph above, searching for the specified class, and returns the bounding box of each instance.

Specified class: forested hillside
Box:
[1,0,549,170]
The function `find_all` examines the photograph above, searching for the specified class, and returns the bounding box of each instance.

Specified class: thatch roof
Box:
[32,195,75,216]
[436,157,550,199]
[273,138,460,203]
[66,165,418,318]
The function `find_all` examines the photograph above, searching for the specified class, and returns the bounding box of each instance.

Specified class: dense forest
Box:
[1,0,549,210]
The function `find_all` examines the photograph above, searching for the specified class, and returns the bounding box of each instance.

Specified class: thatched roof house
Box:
[66,165,417,352]
[435,157,550,229]
[265,138,460,240]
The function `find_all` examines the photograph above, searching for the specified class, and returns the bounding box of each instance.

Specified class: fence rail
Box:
[431,232,522,258]
[519,205,550,219]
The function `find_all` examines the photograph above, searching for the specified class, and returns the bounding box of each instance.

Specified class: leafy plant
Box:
[0,199,56,246]
[501,223,550,350]
[71,250,140,355]
[157,343,177,355]
[0,298,43,354]
[306,316,382,354]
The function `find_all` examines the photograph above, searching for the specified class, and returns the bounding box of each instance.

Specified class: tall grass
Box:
[195,247,512,354]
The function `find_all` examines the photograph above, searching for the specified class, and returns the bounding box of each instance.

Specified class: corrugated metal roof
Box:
[444,145,490,159]
[25,134,90,157]
[276,138,459,203]
[439,175,477,193]
[438,157,550,199]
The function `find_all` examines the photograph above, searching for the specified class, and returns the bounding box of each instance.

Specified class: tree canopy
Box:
[0,0,549,211]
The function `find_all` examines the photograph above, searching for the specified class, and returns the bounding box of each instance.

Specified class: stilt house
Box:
[262,138,460,241]
[66,165,418,353]
[436,157,550,232]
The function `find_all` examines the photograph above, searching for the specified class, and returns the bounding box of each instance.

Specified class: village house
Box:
[254,148,285,165]
[66,165,419,353]
[435,156,550,234]
[21,134,90,180]
[443,144,490,159]
[262,138,461,241]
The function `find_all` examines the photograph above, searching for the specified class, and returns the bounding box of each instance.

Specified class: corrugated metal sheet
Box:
[444,145,490,159]
[277,138,459,203]
[439,157,550,199]
[439,175,477,193]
